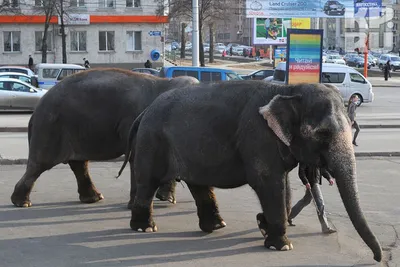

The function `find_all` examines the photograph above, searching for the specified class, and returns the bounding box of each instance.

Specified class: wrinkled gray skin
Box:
[119,81,382,262]
[10,68,199,208]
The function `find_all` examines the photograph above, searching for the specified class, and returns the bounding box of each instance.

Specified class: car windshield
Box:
[226,72,243,80]
[390,56,400,61]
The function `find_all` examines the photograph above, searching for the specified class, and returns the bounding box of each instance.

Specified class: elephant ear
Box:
[259,94,302,146]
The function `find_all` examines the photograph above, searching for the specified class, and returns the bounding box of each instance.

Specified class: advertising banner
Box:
[354,0,382,17]
[253,18,291,45]
[274,46,287,67]
[291,18,311,29]
[286,29,323,85]
[246,0,354,18]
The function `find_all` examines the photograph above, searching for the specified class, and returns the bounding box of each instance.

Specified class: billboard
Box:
[254,18,291,45]
[274,46,287,67]
[354,0,382,17]
[246,0,354,18]
[286,29,323,85]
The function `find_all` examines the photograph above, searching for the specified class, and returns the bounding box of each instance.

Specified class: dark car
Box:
[240,69,275,80]
[324,0,345,15]
[346,56,371,69]
[131,68,160,76]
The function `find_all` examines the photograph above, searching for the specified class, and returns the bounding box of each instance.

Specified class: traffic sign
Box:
[148,31,162,36]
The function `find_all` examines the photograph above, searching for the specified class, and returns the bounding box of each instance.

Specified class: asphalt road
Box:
[1,86,400,129]
[0,160,399,267]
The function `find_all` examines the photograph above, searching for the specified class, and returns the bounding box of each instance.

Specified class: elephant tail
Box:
[27,113,34,147]
[116,109,146,178]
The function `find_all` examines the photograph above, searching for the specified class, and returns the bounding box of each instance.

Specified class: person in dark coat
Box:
[348,94,360,146]
[28,55,33,71]
[144,59,152,68]
[83,58,90,69]
[229,46,233,56]
[384,60,391,81]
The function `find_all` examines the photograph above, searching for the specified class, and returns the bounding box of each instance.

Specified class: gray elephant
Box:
[10,68,199,208]
[118,81,382,262]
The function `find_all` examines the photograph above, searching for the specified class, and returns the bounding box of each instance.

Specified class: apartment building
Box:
[0,0,168,67]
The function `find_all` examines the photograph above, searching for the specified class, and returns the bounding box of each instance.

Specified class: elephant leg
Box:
[155,179,177,204]
[186,183,226,233]
[285,174,292,224]
[251,172,293,251]
[127,157,136,210]
[11,162,49,207]
[68,160,104,203]
[130,179,160,232]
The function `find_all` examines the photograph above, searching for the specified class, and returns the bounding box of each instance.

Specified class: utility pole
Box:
[192,0,199,66]
[60,0,67,63]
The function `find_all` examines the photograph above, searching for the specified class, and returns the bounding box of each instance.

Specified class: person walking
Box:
[229,46,233,56]
[287,164,337,234]
[28,55,33,71]
[348,95,360,146]
[255,49,261,61]
[83,58,90,69]
[144,59,152,68]
[384,60,391,81]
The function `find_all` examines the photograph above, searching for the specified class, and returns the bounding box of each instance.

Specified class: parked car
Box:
[0,72,34,85]
[378,54,400,71]
[322,52,328,63]
[326,54,346,64]
[268,62,373,106]
[323,0,346,15]
[131,68,160,76]
[346,56,371,69]
[0,66,35,77]
[241,69,274,80]
[203,43,210,53]
[214,43,226,53]
[34,63,86,89]
[344,53,359,63]
[0,77,47,110]
[158,66,243,82]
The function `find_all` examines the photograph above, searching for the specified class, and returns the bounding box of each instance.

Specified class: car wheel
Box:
[351,94,363,107]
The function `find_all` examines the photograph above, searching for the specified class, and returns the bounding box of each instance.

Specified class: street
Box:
[1,84,400,267]
[0,160,399,267]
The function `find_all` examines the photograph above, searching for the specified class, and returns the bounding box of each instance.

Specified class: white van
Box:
[268,62,374,106]
[34,63,86,89]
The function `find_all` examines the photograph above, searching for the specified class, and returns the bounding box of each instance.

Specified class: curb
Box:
[2,124,400,133]
[2,153,400,165]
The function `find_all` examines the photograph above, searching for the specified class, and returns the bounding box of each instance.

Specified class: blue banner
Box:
[354,0,382,17]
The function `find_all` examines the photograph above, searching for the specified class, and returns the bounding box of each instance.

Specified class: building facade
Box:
[0,0,168,68]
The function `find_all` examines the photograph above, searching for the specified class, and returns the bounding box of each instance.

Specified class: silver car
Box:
[0,77,47,110]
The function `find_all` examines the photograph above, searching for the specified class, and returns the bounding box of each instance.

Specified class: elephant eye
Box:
[316,129,332,140]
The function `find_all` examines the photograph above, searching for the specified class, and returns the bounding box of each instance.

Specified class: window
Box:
[99,31,115,51]
[126,0,140,7]
[11,82,30,92]
[71,31,87,51]
[226,72,242,80]
[223,33,230,39]
[3,0,19,7]
[3,31,20,52]
[172,70,199,79]
[42,69,60,78]
[58,69,83,80]
[322,72,345,83]
[200,71,222,82]
[273,69,286,82]
[350,73,365,83]
[126,31,142,51]
[35,31,53,52]
[99,0,115,8]
[70,0,85,7]
[1,75,31,84]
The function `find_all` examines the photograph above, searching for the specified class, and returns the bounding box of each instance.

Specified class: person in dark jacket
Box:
[83,58,90,69]
[28,55,33,71]
[348,94,360,146]
[144,59,152,68]
[287,163,337,234]
[384,60,391,81]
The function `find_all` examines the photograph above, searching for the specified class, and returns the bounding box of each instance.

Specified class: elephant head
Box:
[259,83,382,262]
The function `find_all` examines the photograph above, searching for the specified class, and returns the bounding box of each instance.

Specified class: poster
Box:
[254,18,291,45]
[246,0,354,18]
[274,46,287,67]
[286,29,323,85]
[354,0,382,17]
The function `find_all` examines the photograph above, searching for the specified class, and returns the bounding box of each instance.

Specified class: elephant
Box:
[117,80,382,262]
[10,68,199,208]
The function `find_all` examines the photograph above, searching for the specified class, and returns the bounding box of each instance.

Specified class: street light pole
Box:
[192,0,199,66]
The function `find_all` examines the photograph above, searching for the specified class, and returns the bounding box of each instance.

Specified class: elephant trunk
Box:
[327,130,382,262]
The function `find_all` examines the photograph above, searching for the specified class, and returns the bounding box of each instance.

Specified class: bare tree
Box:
[180,22,187,59]
[157,0,227,66]
[55,0,67,63]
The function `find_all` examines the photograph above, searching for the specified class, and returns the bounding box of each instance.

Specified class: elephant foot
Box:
[155,190,176,204]
[199,212,226,233]
[264,234,293,251]
[256,213,269,237]
[79,190,104,204]
[130,205,157,232]
[11,192,32,208]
